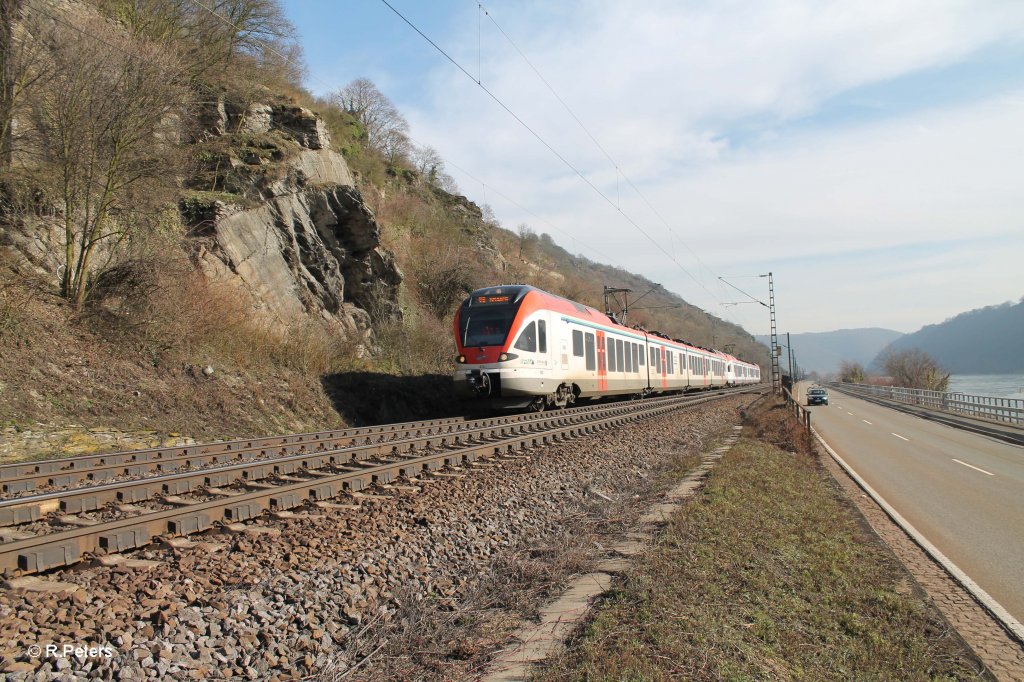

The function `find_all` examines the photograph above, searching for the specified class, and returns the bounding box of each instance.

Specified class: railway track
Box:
[0,387,760,576]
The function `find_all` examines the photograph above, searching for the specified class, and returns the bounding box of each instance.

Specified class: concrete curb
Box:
[482,425,743,681]
[812,427,1024,646]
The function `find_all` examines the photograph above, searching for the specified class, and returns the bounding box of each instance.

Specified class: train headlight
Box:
[498,352,518,362]
[456,354,467,364]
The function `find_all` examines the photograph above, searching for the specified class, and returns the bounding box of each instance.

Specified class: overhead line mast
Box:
[768,272,781,394]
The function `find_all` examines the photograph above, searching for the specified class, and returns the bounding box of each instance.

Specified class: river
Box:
[947,374,1024,399]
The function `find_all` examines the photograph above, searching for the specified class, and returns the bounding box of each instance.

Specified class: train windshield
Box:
[461,306,517,347]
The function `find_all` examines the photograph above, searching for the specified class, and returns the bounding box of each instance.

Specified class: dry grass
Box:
[537,404,986,681]
[0,265,351,443]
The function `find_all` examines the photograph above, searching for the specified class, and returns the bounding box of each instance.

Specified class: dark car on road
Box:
[806,387,829,406]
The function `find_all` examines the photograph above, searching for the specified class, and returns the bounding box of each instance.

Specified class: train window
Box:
[666,351,673,374]
[538,320,547,353]
[655,348,662,373]
[608,337,617,372]
[638,344,644,366]
[633,343,639,370]
[623,341,631,372]
[513,322,537,352]
[616,339,625,373]
[585,333,595,370]
[572,330,584,357]
[461,306,516,347]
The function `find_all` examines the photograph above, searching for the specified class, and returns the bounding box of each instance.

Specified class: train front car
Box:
[453,285,573,410]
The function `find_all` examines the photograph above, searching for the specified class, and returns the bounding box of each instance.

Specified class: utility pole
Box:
[787,331,793,384]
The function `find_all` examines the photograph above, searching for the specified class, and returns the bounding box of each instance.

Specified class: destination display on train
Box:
[477,295,510,304]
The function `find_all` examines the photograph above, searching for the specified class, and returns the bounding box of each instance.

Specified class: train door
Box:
[596,330,607,391]
[643,338,651,391]
[660,347,667,389]
[539,317,554,394]
[559,337,569,371]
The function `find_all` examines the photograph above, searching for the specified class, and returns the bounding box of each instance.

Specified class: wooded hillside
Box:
[872,299,1024,374]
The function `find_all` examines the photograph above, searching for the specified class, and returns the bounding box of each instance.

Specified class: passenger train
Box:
[453,285,761,410]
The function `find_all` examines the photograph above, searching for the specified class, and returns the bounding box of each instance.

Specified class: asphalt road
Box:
[797,382,1024,624]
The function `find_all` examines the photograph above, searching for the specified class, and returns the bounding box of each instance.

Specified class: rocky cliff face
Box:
[187,98,402,344]
[1,95,402,348]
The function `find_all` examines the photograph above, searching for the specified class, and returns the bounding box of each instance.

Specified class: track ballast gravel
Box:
[0,396,749,680]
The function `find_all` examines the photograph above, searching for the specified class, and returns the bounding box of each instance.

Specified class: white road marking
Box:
[891,432,910,441]
[952,459,995,476]
[862,419,873,425]
[846,411,854,416]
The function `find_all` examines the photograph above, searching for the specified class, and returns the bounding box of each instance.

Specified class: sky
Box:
[283,0,1024,336]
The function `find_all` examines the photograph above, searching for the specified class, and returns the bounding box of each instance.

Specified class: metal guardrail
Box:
[826,382,1024,426]
[783,387,811,431]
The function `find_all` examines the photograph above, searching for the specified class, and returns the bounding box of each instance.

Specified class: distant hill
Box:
[872,299,1024,374]
[756,328,904,376]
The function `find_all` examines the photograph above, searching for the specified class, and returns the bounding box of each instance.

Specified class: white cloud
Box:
[390,0,1024,333]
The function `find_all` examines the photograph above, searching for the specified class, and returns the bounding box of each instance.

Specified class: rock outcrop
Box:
[1,95,401,348]
[187,98,402,344]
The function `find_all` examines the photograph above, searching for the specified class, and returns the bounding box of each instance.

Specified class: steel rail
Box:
[0,392,706,494]
[0,408,596,495]
[0,388,759,576]
[0,394,695,522]
[0,416,475,481]
[0,412,580,494]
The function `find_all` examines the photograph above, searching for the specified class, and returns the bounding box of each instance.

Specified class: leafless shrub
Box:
[881,347,950,391]
[374,313,455,376]
[410,247,474,320]
[838,359,866,383]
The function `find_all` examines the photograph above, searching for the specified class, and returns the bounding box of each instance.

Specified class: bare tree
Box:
[0,0,51,167]
[24,15,188,309]
[411,144,443,180]
[97,0,301,81]
[838,360,866,383]
[516,223,535,260]
[882,348,950,391]
[332,78,410,158]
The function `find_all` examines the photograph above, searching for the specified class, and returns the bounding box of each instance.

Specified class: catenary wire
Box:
[379,0,722,312]
[476,1,737,307]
